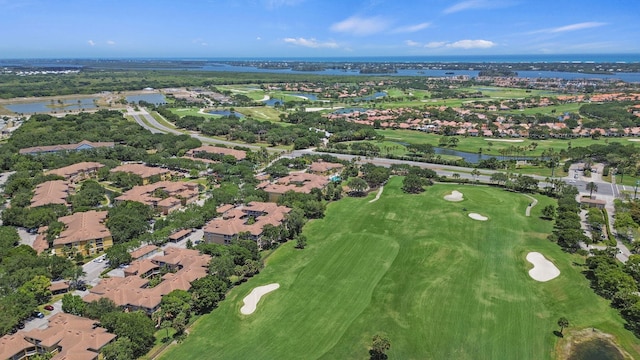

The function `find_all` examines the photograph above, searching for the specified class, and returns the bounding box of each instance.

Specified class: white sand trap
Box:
[468,213,488,221]
[240,283,280,315]
[526,252,560,282]
[484,138,524,142]
[444,190,464,202]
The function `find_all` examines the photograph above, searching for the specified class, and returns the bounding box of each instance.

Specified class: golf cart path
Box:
[523,194,538,217]
[368,186,384,203]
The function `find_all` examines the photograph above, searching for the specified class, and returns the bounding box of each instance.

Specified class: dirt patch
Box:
[484,138,524,142]
[556,328,631,360]
[444,190,464,202]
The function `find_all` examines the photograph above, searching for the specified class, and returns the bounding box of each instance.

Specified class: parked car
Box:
[34,312,44,319]
[44,305,54,311]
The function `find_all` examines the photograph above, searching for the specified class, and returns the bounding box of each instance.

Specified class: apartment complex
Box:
[46,162,104,183]
[115,181,199,214]
[29,180,70,208]
[52,210,113,257]
[203,201,291,244]
[110,163,172,185]
[257,172,329,202]
[0,313,116,360]
[19,140,115,155]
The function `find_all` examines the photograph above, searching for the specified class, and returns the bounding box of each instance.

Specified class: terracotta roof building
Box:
[110,163,171,185]
[46,162,104,183]
[19,140,115,155]
[84,248,210,314]
[185,145,247,161]
[257,172,329,202]
[203,201,291,244]
[308,160,344,175]
[29,180,70,208]
[0,313,116,360]
[53,210,113,257]
[115,181,199,214]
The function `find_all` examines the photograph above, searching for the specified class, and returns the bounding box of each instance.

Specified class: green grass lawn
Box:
[161,178,640,360]
[377,129,628,157]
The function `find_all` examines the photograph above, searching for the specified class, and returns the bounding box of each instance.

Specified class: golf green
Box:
[161,178,640,359]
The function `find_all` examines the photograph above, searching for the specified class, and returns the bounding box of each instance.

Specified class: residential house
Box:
[19,140,115,155]
[0,313,116,360]
[53,210,113,257]
[46,162,104,183]
[203,201,291,244]
[110,163,172,185]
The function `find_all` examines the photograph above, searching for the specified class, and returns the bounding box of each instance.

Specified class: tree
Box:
[107,201,154,243]
[101,336,135,360]
[402,174,424,194]
[557,317,569,335]
[586,181,598,198]
[452,173,461,183]
[347,177,368,196]
[18,275,51,304]
[370,334,391,359]
[541,205,556,220]
[105,244,132,268]
[158,290,192,335]
[63,265,86,289]
[84,297,119,320]
[295,234,307,249]
[190,275,229,314]
[61,294,86,316]
[471,168,481,182]
[100,311,155,358]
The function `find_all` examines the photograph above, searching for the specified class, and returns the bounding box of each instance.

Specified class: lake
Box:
[4,98,99,114]
[126,93,166,105]
[290,93,319,101]
[208,110,244,118]
[568,338,624,360]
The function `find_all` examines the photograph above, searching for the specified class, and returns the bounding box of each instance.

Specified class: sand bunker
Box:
[526,252,560,282]
[484,138,524,143]
[240,283,280,315]
[444,190,464,202]
[468,213,488,221]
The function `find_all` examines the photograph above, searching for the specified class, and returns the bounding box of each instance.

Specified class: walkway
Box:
[523,194,538,217]
[368,186,385,203]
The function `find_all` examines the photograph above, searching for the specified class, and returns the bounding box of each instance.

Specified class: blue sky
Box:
[1,0,639,58]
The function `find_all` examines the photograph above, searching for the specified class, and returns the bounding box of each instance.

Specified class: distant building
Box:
[19,140,115,155]
[308,160,344,175]
[115,181,199,214]
[53,210,113,257]
[185,145,247,161]
[46,162,104,183]
[110,163,172,185]
[0,313,116,360]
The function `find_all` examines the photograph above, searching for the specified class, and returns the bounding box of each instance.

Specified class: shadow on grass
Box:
[369,350,388,360]
[553,330,564,338]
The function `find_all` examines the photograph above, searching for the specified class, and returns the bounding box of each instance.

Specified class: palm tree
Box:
[586,181,598,198]
[557,317,569,335]
[452,173,461,183]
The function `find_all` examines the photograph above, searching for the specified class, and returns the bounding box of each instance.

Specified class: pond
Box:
[208,110,244,118]
[126,93,166,105]
[355,91,387,101]
[332,107,371,115]
[568,338,624,360]
[263,98,286,106]
[5,98,99,114]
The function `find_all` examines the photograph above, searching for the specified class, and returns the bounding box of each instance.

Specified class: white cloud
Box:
[443,0,512,14]
[393,22,431,33]
[447,39,496,49]
[550,22,606,33]
[256,37,262,41]
[263,0,303,9]
[405,39,495,49]
[87,40,95,46]
[330,16,390,36]
[106,40,116,45]
[425,41,447,48]
[528,22,606,35]
[284,37,338,48]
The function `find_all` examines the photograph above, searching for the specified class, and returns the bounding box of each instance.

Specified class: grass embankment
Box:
[161,178,640,360]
